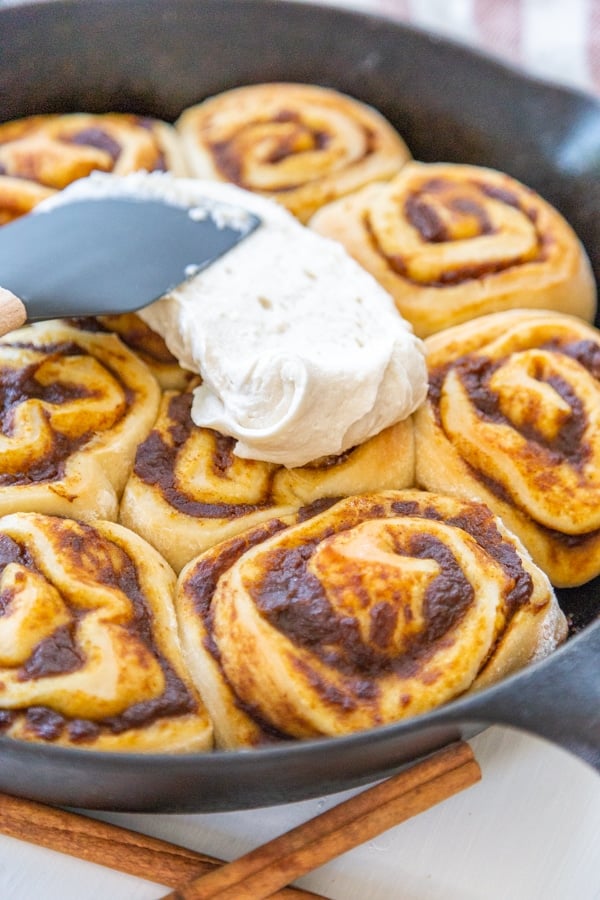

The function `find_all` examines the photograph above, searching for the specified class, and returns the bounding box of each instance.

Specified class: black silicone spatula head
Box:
[0,196,261,335]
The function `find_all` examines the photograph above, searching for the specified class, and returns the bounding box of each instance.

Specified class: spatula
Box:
[0,196,261,337]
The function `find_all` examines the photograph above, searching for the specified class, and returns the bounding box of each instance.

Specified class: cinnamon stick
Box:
[0,793,324,899]
[163,741,480,900]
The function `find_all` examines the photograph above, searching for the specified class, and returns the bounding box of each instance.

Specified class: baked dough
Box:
[176,82,411,222]
[120,387,415,572]
[68,313,195,391]
[176,490,566,748]
[0,321,160,521]
[0,513,212,751]
[414,309,600,586]
[310,161,597,336]
[0,112,188,224]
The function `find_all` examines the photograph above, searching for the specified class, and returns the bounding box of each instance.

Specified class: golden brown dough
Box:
[0,320,160,521]
[0,112,188,224]
[176,490,566,749]
[0,176,54,226]
[414,309,600,587]
[0,513,212,751]
[310,162,597,336]
[119,388,416,572]
[68,313,195,391]
[176,82,411,222]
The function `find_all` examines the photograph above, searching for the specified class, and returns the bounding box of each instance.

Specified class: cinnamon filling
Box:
[370,177,546,286]
[209,111,371,192]
[0,525,197,743]
[427,337,600,544]
[63,127,122,161]
[249,525,476,683]
[0,340,135,486]
[133,392,351,517]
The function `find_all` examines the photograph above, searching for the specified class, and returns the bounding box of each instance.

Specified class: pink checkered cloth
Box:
[328,0,600,98]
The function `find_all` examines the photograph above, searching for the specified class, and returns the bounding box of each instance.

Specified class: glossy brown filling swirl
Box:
[133,392,357,520]
[180,491,556,742]
[250,500,532,681]
[69,314,180,366]
[208,110,371,192]
[60,116,168,172]
[0,341,132,485]
[133,393,277,519]
[369,177,546,287]
[0,515,196,745]
[210,110,332,184]
[428,323,600,541]
[0,113,168,191]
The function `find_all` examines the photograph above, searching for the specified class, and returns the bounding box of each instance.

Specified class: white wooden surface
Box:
[0,726,598,899]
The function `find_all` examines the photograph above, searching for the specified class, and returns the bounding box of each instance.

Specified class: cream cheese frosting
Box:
[39,171,427,467]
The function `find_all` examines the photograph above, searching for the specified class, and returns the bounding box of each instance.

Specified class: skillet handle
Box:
[445,625,600,772]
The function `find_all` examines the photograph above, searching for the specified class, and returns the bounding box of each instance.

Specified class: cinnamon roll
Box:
[176,490,566,748]
[310,162,597,336]
[0,513,212,751]
[119,388,415,572]
[0,112,188,224]
[176,83,411,223]
[68,313,195,391]
[414,309,600,587]
[0,321,160,521]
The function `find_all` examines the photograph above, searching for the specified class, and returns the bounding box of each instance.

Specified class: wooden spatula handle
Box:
[0,287,27,335]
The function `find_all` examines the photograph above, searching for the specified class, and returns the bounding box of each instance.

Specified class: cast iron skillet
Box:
[0,0,599,811]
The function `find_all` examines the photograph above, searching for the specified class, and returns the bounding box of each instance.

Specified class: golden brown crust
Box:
[310,162,597,336]
[0,321,160,522]
[176,490,565,748]
[0,513,212,751]
[176,82,411,222]
[0,176,55,226]
[414,309,600,586]
[68,313,195,391]
[0,112,189,223]
[119,388,415,572]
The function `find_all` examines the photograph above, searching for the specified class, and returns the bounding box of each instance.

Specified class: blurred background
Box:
[295,0,600,96]
[1,0,598,96]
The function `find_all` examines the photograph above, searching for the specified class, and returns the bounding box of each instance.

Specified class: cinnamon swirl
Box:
[0,112,188,224]
[176,82,411,223]
[119,388,415,572]
[176,490,566,748]
[68,313,195,391]
[310,162,597,336]
[0,321,160,522]
[0,513,212,751]
[414,309,600,587]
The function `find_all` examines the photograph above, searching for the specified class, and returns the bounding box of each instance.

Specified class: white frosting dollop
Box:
[42,171,427,467]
